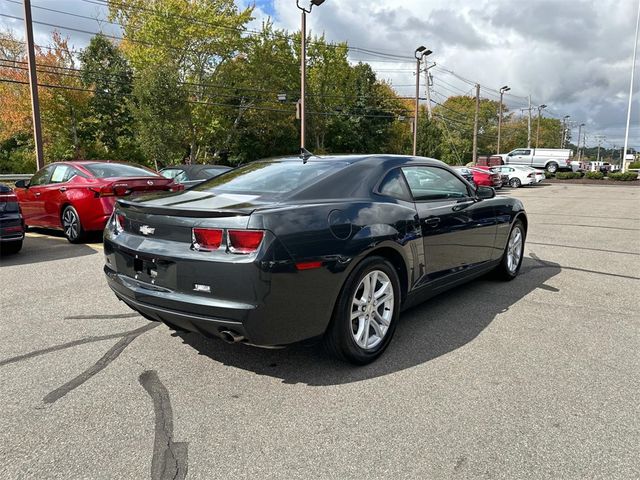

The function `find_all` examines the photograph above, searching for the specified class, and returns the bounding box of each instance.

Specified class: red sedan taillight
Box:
[92,185,130,197]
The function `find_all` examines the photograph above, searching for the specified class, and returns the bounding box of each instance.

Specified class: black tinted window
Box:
[196,161,344,195]
[85,163,157,178]
[402,166,470,201]
[379,169,410,200]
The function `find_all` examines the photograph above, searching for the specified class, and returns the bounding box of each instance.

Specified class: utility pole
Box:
[413,46,432,156]
[497,85,510,154]
[527,95,532,148]
[536,104,547,148]
[576,123,585,161]
[622,0,640,173]
[424,62,436,120]
[561,115,570,148]
[473,84,480,164]
[296,0,325,152]
[595,135,605,162]
[23,0,44,170]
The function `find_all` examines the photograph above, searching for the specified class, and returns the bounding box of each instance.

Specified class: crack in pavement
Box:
[0,323,156,368]
[42,323,159,404]
[139,370,188,480]
[65,313,142,320]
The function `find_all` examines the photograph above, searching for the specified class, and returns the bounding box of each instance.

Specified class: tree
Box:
[110,0,253,162]
[132,62,190,169]
[79,34,135,157]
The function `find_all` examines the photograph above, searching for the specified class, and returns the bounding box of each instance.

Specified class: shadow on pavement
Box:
[177,255,561,385]
[0,229,102,267]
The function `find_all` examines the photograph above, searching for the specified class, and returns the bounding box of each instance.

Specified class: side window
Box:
[29,165,54,186]
[522,149,532,156]
[50,165,72,183]
[63,167,83,182]
[161,169,180,179]
[401,166,470,201]
[174,171,189,183]
[378,168,410,201]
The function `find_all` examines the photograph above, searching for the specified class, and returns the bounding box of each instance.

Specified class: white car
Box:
[495,166,539,188]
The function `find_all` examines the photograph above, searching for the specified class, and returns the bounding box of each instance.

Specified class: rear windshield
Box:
[195,161,344,195]
[85,163,158,178]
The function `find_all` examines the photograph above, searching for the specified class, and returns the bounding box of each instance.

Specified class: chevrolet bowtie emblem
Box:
[139,225,155,236]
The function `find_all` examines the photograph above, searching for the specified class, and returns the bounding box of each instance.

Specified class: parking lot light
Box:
[413,46,432,156]
[497,85,510,154]
[296,0,326,151]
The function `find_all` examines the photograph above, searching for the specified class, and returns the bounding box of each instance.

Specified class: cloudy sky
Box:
[1,0,638,149]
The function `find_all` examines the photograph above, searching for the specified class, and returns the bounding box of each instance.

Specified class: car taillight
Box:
[112,211,126,234]
[192,228,224,251]
[0,193,17,211]
[170,184,185,192]
[228,230,264,254]
[527,173,534,178]
[92,185,130,197]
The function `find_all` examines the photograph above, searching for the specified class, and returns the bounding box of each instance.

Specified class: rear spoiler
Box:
[117,199,253,218]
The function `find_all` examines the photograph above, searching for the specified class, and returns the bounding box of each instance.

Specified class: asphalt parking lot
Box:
[1,183,639,479]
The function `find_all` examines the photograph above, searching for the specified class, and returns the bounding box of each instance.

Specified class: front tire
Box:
[509,177,522,188]
[546,162,559,174]
[494,220,526,281]
[324,256,401,365]
[61,205,85,243]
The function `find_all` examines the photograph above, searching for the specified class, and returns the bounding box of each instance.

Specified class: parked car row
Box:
[453,165,545,189]
[4,161,230,245]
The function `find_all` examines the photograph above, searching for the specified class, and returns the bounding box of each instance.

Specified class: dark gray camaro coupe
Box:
[104,155,527,364]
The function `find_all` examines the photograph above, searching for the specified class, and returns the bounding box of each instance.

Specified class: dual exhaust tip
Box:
[220,330,245,344]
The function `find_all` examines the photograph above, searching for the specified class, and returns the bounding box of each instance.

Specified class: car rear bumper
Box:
[103,233,343,346]
[0,215,25,242]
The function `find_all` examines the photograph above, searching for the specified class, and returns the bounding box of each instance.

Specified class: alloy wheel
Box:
[350,270,394,350]
[62,208,79,241]
[506,226,523,274]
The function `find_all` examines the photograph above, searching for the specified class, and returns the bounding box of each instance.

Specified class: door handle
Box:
[34,192,41,197]
[424,217,440,227]
[59,187,67,192]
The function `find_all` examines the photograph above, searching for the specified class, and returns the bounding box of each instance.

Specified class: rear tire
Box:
[1,240,23,255]
[324,256,401,365]
[61,205,85,244]
[494,220,526,281]
[509,177,521,188]
[546,162,559,174]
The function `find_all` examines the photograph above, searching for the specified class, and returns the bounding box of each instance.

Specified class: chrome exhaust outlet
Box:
[220,330,245,344]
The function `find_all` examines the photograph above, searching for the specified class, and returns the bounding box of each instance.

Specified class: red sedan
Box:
[14,161,182,243]
[469,167,503,189]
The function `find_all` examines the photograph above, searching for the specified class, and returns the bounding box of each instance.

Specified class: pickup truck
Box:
[498,148,573,173]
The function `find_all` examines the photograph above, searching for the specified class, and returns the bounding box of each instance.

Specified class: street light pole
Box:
[536,104,547,148]
[296,0,325,152]
[497,85,510,154]
[622,0,640,173]
[413,46,432,156]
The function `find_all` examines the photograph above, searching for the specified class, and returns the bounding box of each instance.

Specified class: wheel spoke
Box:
[374,310,390,327]
[370,317,384,338]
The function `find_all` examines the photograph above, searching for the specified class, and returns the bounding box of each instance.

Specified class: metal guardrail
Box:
[0,174,33,182]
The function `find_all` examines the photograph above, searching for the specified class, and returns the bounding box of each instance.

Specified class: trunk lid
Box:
[115,191,275,242]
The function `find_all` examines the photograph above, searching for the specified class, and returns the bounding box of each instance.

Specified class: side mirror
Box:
[15,179,28,189]
[476,186,496,200]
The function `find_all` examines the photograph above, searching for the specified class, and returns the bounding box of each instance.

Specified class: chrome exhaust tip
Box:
[220,330,245,344]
